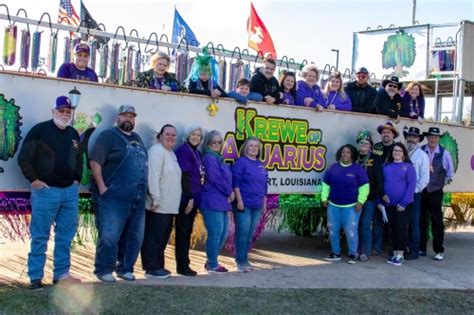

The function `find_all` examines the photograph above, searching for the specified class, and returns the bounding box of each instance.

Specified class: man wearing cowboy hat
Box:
[403,127,430,260]
[374,76,409,122]
[371,121,399,255]
[420,127,454,261]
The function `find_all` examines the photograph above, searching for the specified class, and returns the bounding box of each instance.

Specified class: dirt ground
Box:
[1,227,473,289]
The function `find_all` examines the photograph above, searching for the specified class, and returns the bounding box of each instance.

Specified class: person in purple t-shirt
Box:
[322,144,370,264]
[57,43,98,82]
[200,130,234,274]
[279,71,296,105]
[296,64,325,111]
[232,137,268,273]
[382,142,416,266]
[401,81,425,123]
[174,125,205,276]
[322,72,352,111]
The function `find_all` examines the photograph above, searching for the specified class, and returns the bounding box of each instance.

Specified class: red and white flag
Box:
[247,2,277,59]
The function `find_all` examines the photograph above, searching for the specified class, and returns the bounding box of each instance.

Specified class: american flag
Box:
[58,0,80,26]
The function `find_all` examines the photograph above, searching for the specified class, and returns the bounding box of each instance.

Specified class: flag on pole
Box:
[247,2,277,59]
[171,8,200,48]
[58,0,81,26]
[80,1,109,45]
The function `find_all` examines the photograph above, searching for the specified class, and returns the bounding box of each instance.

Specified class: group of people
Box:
[17,42,451,290]
[322,122,453,266]
[58,43,426,121]
[19,100,268,289]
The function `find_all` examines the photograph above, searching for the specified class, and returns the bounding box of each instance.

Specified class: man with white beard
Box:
[18,96,83,290]
[403,127,429,260]
[374,76,410,122]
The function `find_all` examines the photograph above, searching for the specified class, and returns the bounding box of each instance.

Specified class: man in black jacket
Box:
[250,57,281,104]
[375,76,409,122]
[18,96,83,290]
[345,67,377,113]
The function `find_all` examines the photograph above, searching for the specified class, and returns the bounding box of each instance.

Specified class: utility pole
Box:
[412,0,417,24]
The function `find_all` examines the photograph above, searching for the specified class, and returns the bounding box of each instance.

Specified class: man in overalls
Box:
[90,105,148,282]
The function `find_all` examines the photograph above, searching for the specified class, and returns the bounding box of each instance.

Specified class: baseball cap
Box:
[74,43,91,55]
[118,104,137,116]
[55,96,72,110]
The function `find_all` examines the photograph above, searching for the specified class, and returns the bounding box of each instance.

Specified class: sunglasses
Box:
[387,84,398,89]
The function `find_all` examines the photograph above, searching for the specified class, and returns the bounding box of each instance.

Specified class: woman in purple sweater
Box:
[295,65,325,111]
[323,72,352,111]
[232,137,268,272]
[200,130,234,273]
[174,125,205,276]
[279,71,296,105]
[382,142,416,266]
[401,81,425,122]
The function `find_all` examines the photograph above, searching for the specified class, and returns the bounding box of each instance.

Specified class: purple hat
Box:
[74,43,90,55]
[377,121,399,138]
[55,96,72,110]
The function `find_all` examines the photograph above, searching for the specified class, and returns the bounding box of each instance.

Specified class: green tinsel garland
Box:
[277,194,326,237]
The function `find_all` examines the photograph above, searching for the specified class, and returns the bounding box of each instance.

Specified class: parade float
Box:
[0,6,473,245]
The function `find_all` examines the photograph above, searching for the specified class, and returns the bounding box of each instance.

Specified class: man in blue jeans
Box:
[404,127,429,260]
[18,96,83,290]
[89,105,148,283]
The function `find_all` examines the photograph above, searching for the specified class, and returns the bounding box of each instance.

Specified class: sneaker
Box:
[205,264,228,274]
[387,256,396,265]
[390,256,404,266]
[433,253,444,261]
[177,268,197,277]
[324,253,342,261]
[419,251,427,257]
[359,254,369,262]
[348,254,357,264]
[53,275,82,285]
[244,261,255,271]
[29,279,43,290]
[236,263,249,273]
[117,272,135,281]
[97,273,116,283]
[145,269,171,279]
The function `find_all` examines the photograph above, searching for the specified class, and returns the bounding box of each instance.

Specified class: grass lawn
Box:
[0,284,473,314]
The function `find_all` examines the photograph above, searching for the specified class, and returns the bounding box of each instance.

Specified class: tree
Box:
[382,30,416,78]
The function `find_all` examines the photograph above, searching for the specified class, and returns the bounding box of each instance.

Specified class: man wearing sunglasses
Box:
[374,76,410,122]
[345,67,377,113]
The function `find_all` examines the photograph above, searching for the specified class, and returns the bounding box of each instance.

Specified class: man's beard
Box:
[53,116,72,128]
[119,121,134,132]
[407,141,417,151]
[387,90,397,98]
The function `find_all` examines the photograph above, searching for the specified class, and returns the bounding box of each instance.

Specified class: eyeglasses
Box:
[211,141,223,145]
[387,84,398,89]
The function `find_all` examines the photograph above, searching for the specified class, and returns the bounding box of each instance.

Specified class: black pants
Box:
[141,211,174,272]
[420,189,445,253]
[175,203,197,272]
[387,205,411,251]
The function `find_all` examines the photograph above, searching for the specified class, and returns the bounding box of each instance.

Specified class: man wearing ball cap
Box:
[18,95,83,289]
[57,42,98,82]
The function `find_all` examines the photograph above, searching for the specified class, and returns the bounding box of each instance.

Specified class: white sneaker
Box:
[98,273,116,283]
[433,253,444,261]
[117,272,135,281]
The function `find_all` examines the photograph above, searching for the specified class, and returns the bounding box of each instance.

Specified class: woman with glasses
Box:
[200,130,234,274]
[382,142,416,266]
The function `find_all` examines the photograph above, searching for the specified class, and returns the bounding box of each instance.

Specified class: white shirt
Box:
[146,143,182,214]
[409,146,430,193]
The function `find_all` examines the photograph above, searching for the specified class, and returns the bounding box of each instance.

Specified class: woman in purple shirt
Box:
[322,72,352,111]
[200,130,234,273]
[295,65,325,111]
[232,137,268,272]
[401,81,425,122]
[174,125,205,276]
[279,71,296,105]
[382,142,416,266]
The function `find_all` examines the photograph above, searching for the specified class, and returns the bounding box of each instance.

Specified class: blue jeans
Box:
[94,183,146,276]
[28,183,79,281]
[408,192,422,256]
[233,206,262,265]
[358,200,376,256]
[201,209,229,269]
[327,204,361,256]
[372,208,384,255]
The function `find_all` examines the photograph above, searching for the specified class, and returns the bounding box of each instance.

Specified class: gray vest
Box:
[422,145,447,193]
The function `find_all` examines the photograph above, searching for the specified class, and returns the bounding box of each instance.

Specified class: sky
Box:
[1,0,472,71]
